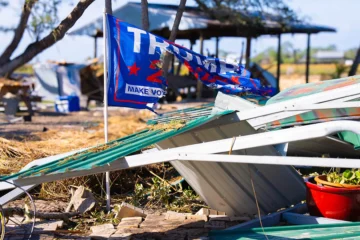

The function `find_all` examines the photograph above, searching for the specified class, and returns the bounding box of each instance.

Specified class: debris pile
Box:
[3,199,248,239]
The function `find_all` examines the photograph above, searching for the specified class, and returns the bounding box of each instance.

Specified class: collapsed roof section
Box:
[1,75,360,216]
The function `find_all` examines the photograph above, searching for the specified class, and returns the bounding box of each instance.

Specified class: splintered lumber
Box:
[2,207,80,222]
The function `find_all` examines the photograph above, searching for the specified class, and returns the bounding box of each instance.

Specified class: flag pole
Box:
[103,8,110,212]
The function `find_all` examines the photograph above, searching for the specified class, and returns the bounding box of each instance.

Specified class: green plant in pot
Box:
[315,169,360,188]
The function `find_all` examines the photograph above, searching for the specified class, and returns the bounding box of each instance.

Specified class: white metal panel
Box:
[158,119,306,216]
[288,136,360,158]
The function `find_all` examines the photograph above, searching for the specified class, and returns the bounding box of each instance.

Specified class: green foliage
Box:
[150,177,171,206]
[130,178,202,212]
[331,63,348,78]
[345,48,358,60]
[195,0,298,27]
[252,44,356,66]
[29,0,62,40]
[172,186,197,209]
[326,169,360,185]
[0,0,72,40]
[89,210,119,225]
[131,183,147,207]
[14,64,34,74]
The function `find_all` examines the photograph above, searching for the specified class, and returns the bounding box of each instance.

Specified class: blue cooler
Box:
[55,95,80,113]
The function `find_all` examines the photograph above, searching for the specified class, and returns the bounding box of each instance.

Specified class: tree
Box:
[194,0,298,27]
[0,0,95,77]
[162,0,187,89]
[345,47,358,60]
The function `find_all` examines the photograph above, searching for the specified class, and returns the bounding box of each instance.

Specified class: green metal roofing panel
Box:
[147,103,214,125]
[1,109,233,182]
[210,222,360,239]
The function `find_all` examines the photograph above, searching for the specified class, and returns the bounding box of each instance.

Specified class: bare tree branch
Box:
[162,0,187,97]
[168,0,186,42]
[162,0,187,76]
[0,0,37,66]
[141,0,149,31]
[0,0,95,76]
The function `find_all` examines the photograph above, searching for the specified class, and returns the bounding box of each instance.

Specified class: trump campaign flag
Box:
[105,14,274,111]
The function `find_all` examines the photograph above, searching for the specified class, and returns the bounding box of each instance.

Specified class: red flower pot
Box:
[305,176,360,221]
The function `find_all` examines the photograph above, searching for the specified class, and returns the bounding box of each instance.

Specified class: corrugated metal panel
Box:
[1,109,232,182]
[157,115,306,216]
[148,103,214,125]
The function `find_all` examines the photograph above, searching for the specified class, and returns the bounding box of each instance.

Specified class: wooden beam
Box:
[196,32,204,100]
[245,37,251,69]
[305,33,311,83]
[239,41,245,66]
[276,34,281,92]
[94,36,97,58]
[215,37,219,58]
[171,54,175,74]
[349,44,360,76]
[105,0,112,14]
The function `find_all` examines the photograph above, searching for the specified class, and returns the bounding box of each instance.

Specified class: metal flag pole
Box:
[102,8,110,212]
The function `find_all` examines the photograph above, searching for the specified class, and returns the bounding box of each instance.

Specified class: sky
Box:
[0,0,359,64]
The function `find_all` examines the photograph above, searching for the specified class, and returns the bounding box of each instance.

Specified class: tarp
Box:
[33,63,86,101]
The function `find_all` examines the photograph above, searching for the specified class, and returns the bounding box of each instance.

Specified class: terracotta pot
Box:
[315,175,360,188]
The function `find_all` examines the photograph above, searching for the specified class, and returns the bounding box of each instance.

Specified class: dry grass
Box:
[0,112,152,175]
[148,120,187,131]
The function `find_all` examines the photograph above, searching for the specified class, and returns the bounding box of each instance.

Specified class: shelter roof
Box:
[69,2,335,39]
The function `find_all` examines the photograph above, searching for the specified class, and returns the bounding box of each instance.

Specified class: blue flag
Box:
[106,14,274,110]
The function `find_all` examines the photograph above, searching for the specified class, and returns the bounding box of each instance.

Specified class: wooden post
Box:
[94,36,97,58]
[245,37,251,69]
[239,41,245,66]
[196,33,204,100]
[305,33,311,83]
[276,34,281,92]
[349,44,360,76]
[105,0,112,14]
[171,54,175,74]
[215,37,219,58]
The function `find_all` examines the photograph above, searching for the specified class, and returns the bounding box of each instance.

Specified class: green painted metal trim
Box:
[1,109,234,181]
[338,131,360,150]
[210,222,360,239]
